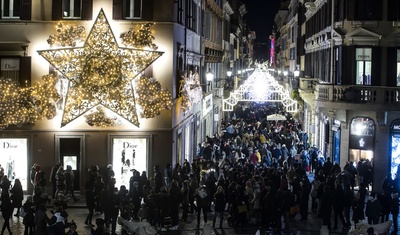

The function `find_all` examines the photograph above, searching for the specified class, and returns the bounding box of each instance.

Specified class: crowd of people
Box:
[0,103,399,235]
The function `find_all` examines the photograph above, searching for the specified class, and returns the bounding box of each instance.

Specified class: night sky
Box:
[242,0,281,42]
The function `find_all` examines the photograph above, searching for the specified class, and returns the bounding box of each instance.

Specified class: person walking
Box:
[23,196,35,235]
[180,180,190,222]
[84,178,96,227]
[332,180,347,230]
[10,179,23,217]
[1,193,13,235]
[366,192,381,225]
[64,165,78,202]
[169,180,181,230]
[213,186,225,228]
[391,192,399,233]
[194,185,209,228]
[50,163,61,199]
[55,165,65,197]
[320,185,333,230]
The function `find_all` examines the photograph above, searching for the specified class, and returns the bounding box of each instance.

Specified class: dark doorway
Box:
[59,138,81,190]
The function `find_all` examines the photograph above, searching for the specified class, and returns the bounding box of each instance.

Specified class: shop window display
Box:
[112,138,148,189]
[0,138,28,190]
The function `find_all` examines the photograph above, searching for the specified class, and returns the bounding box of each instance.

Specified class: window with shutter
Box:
[122,0,142,19]
[52,0,92,20]
[2,0,20,19]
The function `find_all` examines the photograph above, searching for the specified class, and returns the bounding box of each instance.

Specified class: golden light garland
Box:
[180,71,203,111]
[0,75,60,129]
[135,76,172,118]
[47,23,86,47]
[84,106,120,127]
[120,23,158,50]
[38,9,165,127]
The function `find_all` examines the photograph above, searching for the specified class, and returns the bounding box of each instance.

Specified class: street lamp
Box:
[294,68,300,77]
[226,70,233,89]
[206,68,214,91]
[283,70,288,76]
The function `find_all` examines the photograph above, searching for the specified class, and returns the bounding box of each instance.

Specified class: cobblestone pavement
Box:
[0,199,349,235]
[0,173,396,235]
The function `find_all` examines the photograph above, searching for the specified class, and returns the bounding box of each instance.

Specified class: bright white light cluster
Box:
[222,68,297,112]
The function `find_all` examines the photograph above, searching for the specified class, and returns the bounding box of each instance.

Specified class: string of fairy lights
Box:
[0,75,60,129]
[0,10,205,129]
[37,9,171,128]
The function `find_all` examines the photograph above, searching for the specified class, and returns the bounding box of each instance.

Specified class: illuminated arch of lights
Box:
[223,68,297,112]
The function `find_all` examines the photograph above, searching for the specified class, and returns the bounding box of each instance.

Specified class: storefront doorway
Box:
[56,136,84,191]
[348,117,375,166]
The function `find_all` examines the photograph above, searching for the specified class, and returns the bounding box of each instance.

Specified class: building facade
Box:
[0,0,252,193]
[274,0,400,191]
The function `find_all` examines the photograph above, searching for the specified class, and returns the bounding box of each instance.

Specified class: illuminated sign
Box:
[112,137,148,189]
[0,138,28,190]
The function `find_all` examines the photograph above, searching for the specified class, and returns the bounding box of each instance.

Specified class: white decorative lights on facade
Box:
[223,68,297,112]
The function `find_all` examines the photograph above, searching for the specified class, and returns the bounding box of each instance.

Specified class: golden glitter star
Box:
[38,9,163,127]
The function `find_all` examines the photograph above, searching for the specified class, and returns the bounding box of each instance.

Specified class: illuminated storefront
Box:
[390,119,400,178]
[349,117,375,165]
[0,138,28,190]
[110,136,150,189]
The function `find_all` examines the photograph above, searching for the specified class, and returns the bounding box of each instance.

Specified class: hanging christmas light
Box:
[38,9,165,127]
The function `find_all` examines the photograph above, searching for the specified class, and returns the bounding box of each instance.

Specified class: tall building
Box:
[0,0,251,193]
[274,0,400,191]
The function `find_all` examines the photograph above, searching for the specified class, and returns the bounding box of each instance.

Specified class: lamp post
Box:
[226,70,232,89]
[293,68,300,89]
[206,68,214,91]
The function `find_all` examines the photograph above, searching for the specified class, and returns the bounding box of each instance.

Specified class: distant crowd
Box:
[0,103,399,235]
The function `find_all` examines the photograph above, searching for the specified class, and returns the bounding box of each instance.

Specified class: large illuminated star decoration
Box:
[38,9,163,127]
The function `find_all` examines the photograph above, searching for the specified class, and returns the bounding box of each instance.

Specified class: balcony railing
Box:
[316,84,400,104]
[299,77,400,104]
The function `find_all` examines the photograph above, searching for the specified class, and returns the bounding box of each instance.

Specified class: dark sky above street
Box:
[241,0,281,42]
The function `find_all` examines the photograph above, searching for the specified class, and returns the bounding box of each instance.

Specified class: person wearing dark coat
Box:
[158,187,171,231]
[366,192,381,225]
[169,180,181,229]
[379,192,392,223]
[391,193,399,233]
[194,185,209,228]
[109,187,120,235]
[322,157,333,177]
[129,181,142,220]
[1,193,13,234]
[299,176,311,221]
[84,178,96,226]
[91,218,107,235]
[10,178,23,216]
[153,165,163,193]
[332,180,347,229]
[213,186,225,228]
[23,196,35,235]
[321,185,333,230]
[180,180,190,222]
